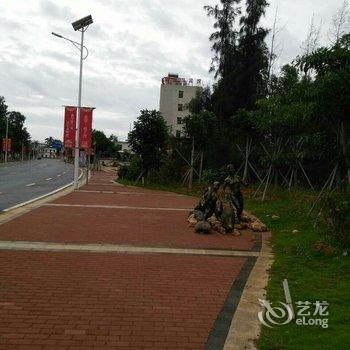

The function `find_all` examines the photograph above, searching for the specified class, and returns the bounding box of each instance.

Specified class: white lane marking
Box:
[57,174,61,177]
[26,183,36,187]
[46,178,52,181]
[44,203,191,211]
[3,170,84,213]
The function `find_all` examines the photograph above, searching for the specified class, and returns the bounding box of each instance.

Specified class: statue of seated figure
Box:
[194,181,221,219]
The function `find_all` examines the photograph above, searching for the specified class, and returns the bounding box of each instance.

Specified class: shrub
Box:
[202,167,228,184]
[159,158,182,183]
[118,155,142,181]
[149,158,182,184]
[319,189,350,248]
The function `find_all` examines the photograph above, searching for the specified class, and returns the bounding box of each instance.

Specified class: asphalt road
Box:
[0,159,74,211]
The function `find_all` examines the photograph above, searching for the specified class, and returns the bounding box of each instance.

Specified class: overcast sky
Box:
[0,0,346,142]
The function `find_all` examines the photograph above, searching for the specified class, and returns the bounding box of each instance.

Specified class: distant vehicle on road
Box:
[37,156,42,160]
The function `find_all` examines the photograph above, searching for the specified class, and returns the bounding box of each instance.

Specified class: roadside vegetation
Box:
[248,189,350,350]
[0,96,32,161]
[118,1,350,348]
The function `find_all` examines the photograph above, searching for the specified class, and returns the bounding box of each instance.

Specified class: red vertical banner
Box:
[63,106,77,148]
[79,107,93,150]
[2,138,11,152]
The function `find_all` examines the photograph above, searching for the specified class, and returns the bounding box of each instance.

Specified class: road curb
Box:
[223,231,274,350]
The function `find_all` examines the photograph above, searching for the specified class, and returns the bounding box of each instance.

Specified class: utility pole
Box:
[52,15,93,189]
[21,141,24,162]
[73,27,85,189]
[4,112,9,164]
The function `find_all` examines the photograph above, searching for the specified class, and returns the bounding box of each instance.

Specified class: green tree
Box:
[45,137,54,147]
[204,0,241,78]
[183,87,219,166]
[205,0,241,123]
[7,111,31,154]
[0,98,32,157]
[92,129,116,157]
[297,34,350,188]
[187,86,212,115]
[235,0,270,110]
[108,134,118,143]
[183,111,218,151]
[107,134,120,154]
[128,110,169,177]
[0,96,9,142]
[205,1,269,165]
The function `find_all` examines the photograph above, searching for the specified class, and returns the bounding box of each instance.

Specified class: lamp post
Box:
[4,112,9,164]
[52,15,93,189]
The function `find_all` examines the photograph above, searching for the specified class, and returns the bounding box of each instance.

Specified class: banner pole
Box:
[5,113,9,163]
[86,153,90,185]
[74,27,85,189]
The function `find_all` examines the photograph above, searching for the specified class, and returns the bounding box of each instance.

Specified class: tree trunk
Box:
[293,167,298,188]
[339,121,349,189]
[199,152,204,182]
[189,138,195,189]
[243,136,249,182]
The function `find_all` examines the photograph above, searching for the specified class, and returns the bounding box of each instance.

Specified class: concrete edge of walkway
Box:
[223,231,274,350]
[0,170,85,225]
[0,240,260,257]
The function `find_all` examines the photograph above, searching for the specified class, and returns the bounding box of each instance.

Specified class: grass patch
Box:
[246,190,350,350]
[118,179,350,349]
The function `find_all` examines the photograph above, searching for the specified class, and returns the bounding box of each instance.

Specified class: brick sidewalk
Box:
[0,170,261,350]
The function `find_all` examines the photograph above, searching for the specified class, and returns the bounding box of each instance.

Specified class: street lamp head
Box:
[51,32,63,38]
[72,15,93,31]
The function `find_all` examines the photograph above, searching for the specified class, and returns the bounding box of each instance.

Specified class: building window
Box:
[178,104,183,111]
[177,117,182,125]
[176,130,181,138]
[179,90,184,98]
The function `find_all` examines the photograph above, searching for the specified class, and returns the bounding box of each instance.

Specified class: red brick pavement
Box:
[0,206,256,251]
[0,170,259,349]
[0,171,257,251]
[0,251,246,350]
[52,191,197,209]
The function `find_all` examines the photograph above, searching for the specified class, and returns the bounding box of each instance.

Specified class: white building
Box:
[38,147,57,158]
[159,73,202,137]
[116,141,131,153]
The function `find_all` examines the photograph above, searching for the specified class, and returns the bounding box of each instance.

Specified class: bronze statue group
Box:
[188,164,248,234]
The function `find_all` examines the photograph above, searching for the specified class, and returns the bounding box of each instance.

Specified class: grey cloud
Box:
[141,1,187,35]
[0,56,159,140]
[88,24,109,39]
[43,50,78,67]
[39,0,75,21]
[0,0,346,142]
